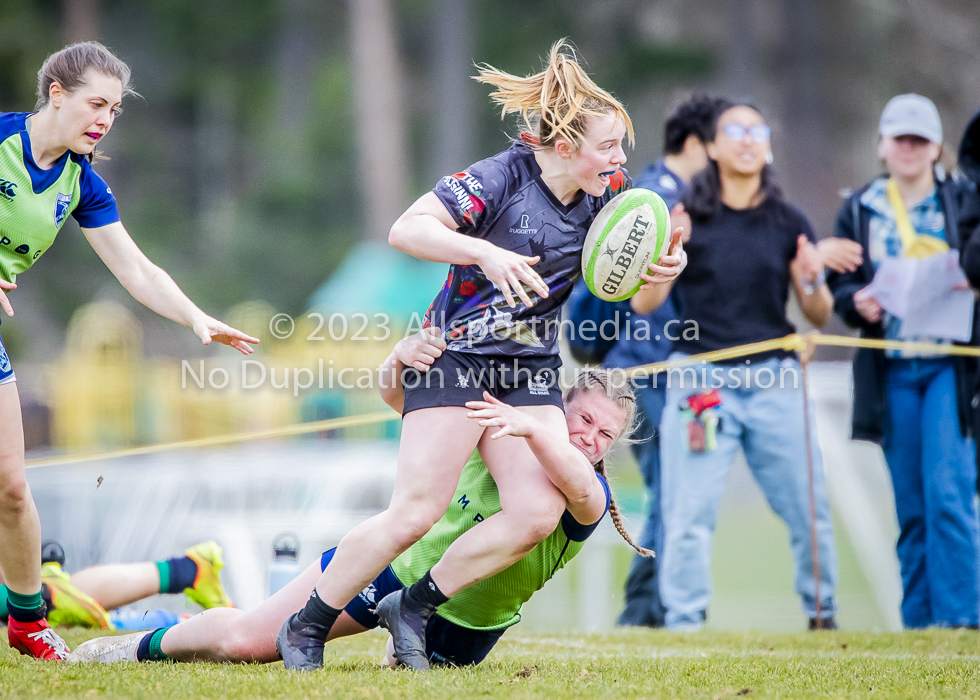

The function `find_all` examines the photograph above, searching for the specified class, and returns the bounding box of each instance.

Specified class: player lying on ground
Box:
[0,542,232,630]
[69,331,647,667]
[0,41,257,660]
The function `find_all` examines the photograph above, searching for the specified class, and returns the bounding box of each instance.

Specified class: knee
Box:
[0,474,29,516]
[218,623,266,662]
[386,506,445,551]
[512,502,565,548]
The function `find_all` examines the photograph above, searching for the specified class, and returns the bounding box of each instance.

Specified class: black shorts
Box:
[0,327,14,386]
[401,350,563,415]
[426,615,507,667]
[324,548,508,666]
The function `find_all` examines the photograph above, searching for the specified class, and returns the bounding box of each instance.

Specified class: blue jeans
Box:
[882,358,980,628]
[660,356,838,629]
[617,384,666,627]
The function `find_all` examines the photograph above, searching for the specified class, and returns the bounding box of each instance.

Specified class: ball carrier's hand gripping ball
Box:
[581,188,670,301]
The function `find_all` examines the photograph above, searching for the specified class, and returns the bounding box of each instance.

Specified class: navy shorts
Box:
[0,327,14,386]
[401,350,563,415]
[321,548,507,666]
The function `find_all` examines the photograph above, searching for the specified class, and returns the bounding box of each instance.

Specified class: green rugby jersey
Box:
[390,450,610,631]
[0,113,120,283]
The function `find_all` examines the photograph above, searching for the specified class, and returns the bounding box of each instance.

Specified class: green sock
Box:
[155,561,170,595]
[6,587,44,622]
[148,626,170,661]
[137,626,172,662]
[0,585,8,620]
[6,588,43,612]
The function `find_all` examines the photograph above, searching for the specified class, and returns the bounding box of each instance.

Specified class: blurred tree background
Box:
[1,0,978,361]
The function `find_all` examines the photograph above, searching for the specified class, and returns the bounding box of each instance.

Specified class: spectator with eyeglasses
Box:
[632,100,839,631]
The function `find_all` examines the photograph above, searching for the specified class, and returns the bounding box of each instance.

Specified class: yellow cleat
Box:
[41,562,113,630]
[183,541,234,609]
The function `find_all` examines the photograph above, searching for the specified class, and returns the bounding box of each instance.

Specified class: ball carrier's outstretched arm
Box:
[389,193,547,309]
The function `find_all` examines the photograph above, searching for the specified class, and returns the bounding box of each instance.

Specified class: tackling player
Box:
[69,333,646,667]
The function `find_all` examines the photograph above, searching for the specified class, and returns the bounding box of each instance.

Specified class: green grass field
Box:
[3,628,979,699]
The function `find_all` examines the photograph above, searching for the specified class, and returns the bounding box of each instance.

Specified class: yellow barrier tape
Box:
[625,335,805,378]
[812,334,980,357]
[625,333,980,379]
[25,410,399,469]
[24,332,980,469]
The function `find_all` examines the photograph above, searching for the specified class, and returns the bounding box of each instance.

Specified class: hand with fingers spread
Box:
[0,279,16,317]
[474,243,549,308]
[816,237,863,274]
[638,227,687,289]
[465,391,543,440]
[394,326,447,372]
[191,315,260,355]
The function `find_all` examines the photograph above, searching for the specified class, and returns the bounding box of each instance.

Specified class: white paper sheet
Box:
[901,288,975,342]
[866,251,975,342]
[863,257,916,319]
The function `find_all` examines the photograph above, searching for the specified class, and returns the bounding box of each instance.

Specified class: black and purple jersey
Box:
[426,142,630,356]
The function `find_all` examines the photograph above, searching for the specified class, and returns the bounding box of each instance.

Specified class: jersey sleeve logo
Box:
[444,171,486,226]
[54,193,72,228]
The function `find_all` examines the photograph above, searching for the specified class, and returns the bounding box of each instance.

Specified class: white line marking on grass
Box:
[505,638,980,662]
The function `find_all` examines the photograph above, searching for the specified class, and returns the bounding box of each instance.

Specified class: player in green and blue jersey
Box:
[0,42,257,661]
[69,331,648,667]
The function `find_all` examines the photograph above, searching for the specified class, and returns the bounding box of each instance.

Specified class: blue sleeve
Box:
[431,156,505,235]
[0,113,23,141]
[559,472,612,542]
[72,159,120,228]
[633,162,683,209]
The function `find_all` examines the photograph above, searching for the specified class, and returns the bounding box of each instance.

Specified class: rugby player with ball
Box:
[273,40,686,671]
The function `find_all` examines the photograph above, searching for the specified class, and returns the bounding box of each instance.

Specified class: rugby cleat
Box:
[276,612,327,672]
[375,590,431,671]
[41,562,113,630]
[7,617,71,660]
[68,632,145,663]
[183,541,234,609]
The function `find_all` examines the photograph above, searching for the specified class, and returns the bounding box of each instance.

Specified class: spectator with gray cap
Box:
[826,93,980,629]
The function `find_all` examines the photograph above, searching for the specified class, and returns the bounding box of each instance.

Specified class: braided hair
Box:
[565,369,654,558]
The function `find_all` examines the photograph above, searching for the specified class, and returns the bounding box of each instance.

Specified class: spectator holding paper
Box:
[826,94,980,629]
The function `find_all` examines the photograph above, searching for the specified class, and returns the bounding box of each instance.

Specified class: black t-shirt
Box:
[673,199,816,363]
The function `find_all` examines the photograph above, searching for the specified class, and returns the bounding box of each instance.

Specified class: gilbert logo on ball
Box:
[582,188,670,301]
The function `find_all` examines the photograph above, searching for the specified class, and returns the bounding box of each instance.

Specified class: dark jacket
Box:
[826,174,980,444]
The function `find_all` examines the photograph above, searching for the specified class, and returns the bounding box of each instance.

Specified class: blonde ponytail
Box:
[474,39,634,149]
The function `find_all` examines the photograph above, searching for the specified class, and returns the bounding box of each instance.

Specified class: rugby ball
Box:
[582,188,670,301]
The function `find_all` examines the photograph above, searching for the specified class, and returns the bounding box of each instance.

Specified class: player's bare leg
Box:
[0,382,69,660]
